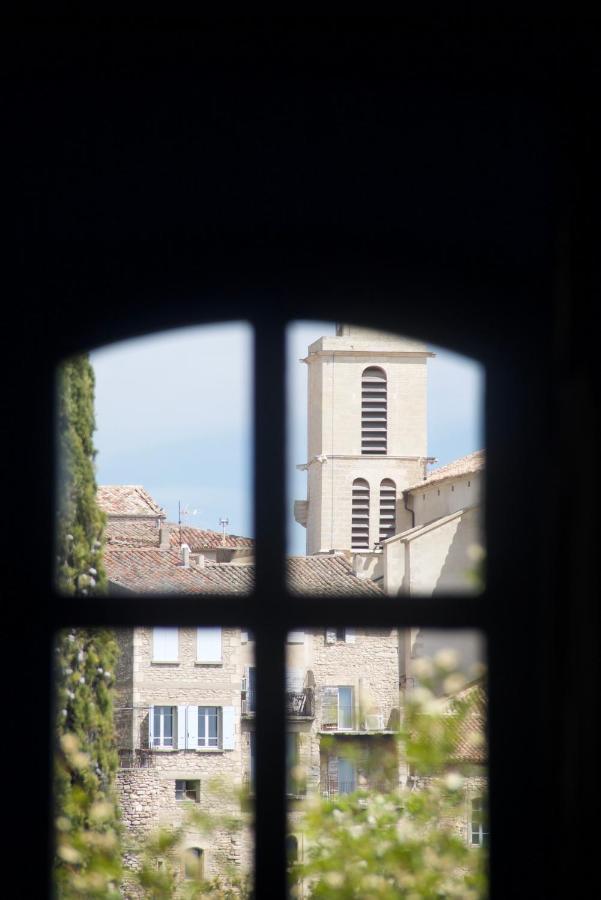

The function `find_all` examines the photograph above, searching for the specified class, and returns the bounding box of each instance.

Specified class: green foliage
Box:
[56,355,106,597]
[293,659,488,899]
[54,354,122,897]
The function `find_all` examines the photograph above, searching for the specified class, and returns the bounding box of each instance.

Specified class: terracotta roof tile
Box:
[104,548,382,597]
[407,450,485,493]
[450,683,487,764]
[168,525,254,551]
[97,485,166,518]
[105,520,161,548]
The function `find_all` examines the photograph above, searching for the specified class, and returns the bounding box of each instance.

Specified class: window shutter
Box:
[345,628,356,643]
[186,705,198,749]
[148,705,155,747]
[287,630,304,644]
[327,755,339,795]
[222,706,235,750]
[286,668,304,692]
[361,366,387,455]
[240,630,248,644]
[379,478,397,541]
[322,687,339,729]
[177,706,187,749]
[338,758,356,793]
[153,627,178,661]
[351,479,370,549]
[197,627,222,662]
[325,628,337,644]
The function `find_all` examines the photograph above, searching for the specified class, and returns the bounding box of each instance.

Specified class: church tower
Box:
[294,324,434,556]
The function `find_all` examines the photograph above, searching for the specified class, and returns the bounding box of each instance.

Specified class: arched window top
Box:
[361,368,387,455]
[362,365,387,381]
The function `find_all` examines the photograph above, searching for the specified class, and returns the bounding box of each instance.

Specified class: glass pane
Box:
[54,626,254,896]
[287,321,485,595]
[286,627,488,898]
[55,323,253,598]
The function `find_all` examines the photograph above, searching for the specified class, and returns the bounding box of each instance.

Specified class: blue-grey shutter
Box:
[222,706,235,750]
[177,706,187,749]
[186,705,198,749]
[345,628,356,643]
[325,628,337,644]
[287,630,304,644]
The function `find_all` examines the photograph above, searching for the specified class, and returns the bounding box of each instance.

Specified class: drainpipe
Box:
[403,490,415,529]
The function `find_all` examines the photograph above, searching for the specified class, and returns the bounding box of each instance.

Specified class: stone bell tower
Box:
[294,324,434,556]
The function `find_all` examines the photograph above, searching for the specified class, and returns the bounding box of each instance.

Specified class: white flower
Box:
[434,648,459,671]
[66,534,74,542]
[443,673,466,695]
[79,677,85,684]
[67,634,75,643]
[325,873,344,888]
[412,657,434,679]
[104,671,111,679]
[61,709,67,717]
[64,667,72,675]
[89,577,96,588]
[444,771,464,791]
[67,690,75,700]
[97,667,103,674]
[77,651,84,662]
[89,567,97,575]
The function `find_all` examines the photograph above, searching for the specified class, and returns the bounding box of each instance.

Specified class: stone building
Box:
[100,323,486,890]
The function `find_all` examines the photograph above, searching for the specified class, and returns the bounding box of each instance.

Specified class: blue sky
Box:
[91,321,483,555]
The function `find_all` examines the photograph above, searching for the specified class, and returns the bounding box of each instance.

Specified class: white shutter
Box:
[153,627,178,661]
[325,628,337,644]
[240,630,248,644]
[177,705,187,749]
[197,627,222,662]
[222,706,235,750]
[287,630,304,644]
[286,668,304,692]
[345,628,356,643]
[186,705,198,749]
[148,705,155,747]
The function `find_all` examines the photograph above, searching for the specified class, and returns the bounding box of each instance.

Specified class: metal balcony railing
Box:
[241,687,315,718]
[321,780,356,798]
[118,748,156,769]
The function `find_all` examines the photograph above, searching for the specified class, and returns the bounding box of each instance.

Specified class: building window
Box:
[351,478,370,549]
[152,627,178,662]
[470,797,489,847]
[321,686,354,730]
[175,779,200,802]
[151,706,175,747]
[361,366,387,455]
[198,706,220,747]
[379,479,396,542]
[286,834,299,866]
[323,755,357,797]
[325,628,356,644]
[183,847,203,881]
[197,627,222,662]
[286,732,300,796]
[249,731,256,793]
[242,665,257,714]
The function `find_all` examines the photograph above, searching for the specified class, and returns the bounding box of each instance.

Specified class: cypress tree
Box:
[54,355,122,898]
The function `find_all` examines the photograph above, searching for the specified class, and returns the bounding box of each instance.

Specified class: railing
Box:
[118,748,156,769]
[321,780,356,798]
[242,687,315,718]
[287,687,314,718]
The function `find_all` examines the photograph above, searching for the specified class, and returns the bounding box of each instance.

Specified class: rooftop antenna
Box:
[219,516,229,547]
[178,501,198,547]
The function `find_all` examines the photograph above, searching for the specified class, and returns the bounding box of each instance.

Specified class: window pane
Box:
[55,627,254,896]
[286,627,488,896]
[287,321,485,594]
[55,323,254,599]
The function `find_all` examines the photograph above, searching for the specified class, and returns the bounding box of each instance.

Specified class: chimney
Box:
[180,543,190,568]
[189,552,205,569]
[159,523,171,550]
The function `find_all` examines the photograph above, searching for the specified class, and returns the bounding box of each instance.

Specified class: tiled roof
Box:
[407,450,485,493]
[287,555,384,596]
[168,525,254,551]
[450,682,487,764]
[104,548,254,595]
[104,548,382,597]
[97,485,166,518]
[105,520,161,548]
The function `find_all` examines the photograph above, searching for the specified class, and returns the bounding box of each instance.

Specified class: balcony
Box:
[118,748,156,769]
[241,687,315,718]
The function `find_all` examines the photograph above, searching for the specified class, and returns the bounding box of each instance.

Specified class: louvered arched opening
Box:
[351,478,370,549]
[379,478,397,542]
[361,366,387,455]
